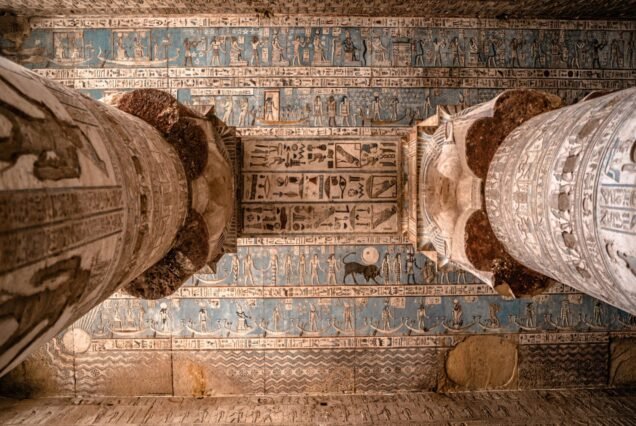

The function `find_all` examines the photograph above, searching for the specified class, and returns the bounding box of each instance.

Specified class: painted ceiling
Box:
[0,12,635,397]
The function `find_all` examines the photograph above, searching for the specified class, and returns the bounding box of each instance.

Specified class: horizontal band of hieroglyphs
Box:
[33,68,636,80]
[46,78,636,92]
[236,235,411,245]
[30,16,636,30]
[106,284,581,299]
[235,127,412,138]
[88,336,455,351]
[83,332,633,352]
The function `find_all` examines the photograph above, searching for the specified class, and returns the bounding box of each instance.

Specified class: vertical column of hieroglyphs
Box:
[0,57,189,376]
[486,88,636,314]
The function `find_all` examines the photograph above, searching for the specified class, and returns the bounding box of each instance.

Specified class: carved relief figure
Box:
[590,38,606,69]
[531,38,544,67]
[271,29,286,63]
[405,248,420,284]
[299,252,306,286]
[238,98,250,126]
[560,299,571,327]
[381,300,393,329]
[183,38,199,66]
[525,303,536,328]
[572,39,586,68]
[381,253,391,284]
[414,39,426,66]
[313,96,323,126]
[236,303,251,330]
[199,305,208,332]
[417,302,427,330]
[284,254,293,285]
[222,97,234,124]
[392,252,402,283]
[244,253,255,285]
[208,36,225,66]
[371,33,389,64]
[272,304,281,331]
[432,38,445,66]
[310,254,322,285]
[609,37,623,68]
[371,95,382,120]
[342,31,358,62]
[268,254,279,285]
[312,30,327,64]
[309,303,318,331]
[342,252,381,284]
[509,37,523,67]
[291,36,306,66]
[450,36,464,66]
[452,299,463,327]
[327,95,337,127]
[250,36,261,66]
[340,96,352,126]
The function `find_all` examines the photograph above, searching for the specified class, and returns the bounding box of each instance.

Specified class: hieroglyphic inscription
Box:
[0,212,124,274]
[0,187,123,232]
[242,137,400,235]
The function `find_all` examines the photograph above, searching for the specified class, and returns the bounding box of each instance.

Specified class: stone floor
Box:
[1,389,636,425]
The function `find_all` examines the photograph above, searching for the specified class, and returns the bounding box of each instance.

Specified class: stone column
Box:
[0,58,235,376]
[486,88,636,314]
[410,90,563,295]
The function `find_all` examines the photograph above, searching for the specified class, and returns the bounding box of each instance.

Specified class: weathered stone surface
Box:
[0,339,74,398]
[487,88,636,314]
[3,389,636,425]
[1,0,635,19]
[444,335,518,390]
[123,211,210,299]
[74,351,173,396]
[173,351,265,396]
[518,343,609,389]
[610,338,636,387]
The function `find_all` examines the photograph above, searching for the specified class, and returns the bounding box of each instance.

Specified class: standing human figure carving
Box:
[432,38,445,66]
[327,95,337,127]
[299,252,307,286]
[326,254,339,285]
[291,36,305,66]
[284,254,293,285]
[310,254,322,285]
[244,253,255,285]
[405,249,420,284]
[222,97,233,124]
[313,96,323,126]
[340,96,352,126]
[450,36,464,67]
[590,38,606,69]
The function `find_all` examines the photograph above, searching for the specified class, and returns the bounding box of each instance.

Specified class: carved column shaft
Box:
[0,58,234,376]
[486,88,636,314]
[412,90,562,295]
